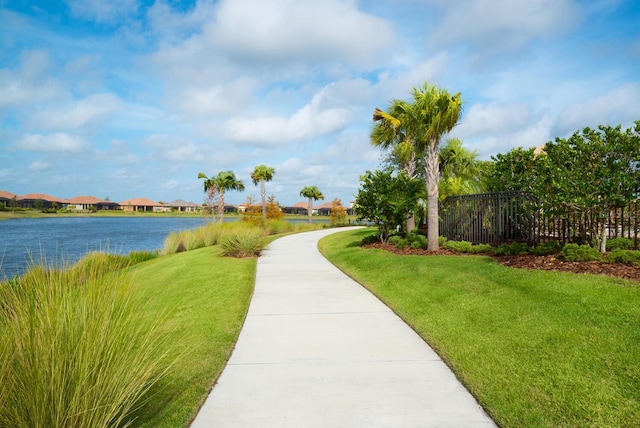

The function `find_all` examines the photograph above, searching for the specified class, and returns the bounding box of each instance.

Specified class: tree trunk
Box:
[261,180,267,220]
[425,140,440,251]
[218,190,225,224]
[308,198,313,224]
[406,215,416,233]
[405,151,417,233]
[599,214,607,253]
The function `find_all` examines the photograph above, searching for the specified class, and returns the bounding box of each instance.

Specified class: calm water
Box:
[0,216,217,278]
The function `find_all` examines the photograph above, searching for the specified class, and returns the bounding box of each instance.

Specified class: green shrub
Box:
[606,238,634,251]
[530,241,564,256]
[561,243,602,262]
[361,234,379,245]
[605,249,640,266]
[163,231,186,255]
[407,232,427,249]
[0,261,177,427]
[410,241,422,250]
[444,240,473,253]
[219,225,267,257]
[264,219,294,235]
[495,242,529,256]
[395,239,409,249]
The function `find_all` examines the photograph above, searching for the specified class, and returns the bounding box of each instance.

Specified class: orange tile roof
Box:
[68,195,109,205]
[0,190,17,199]
[120,197,160,206]
[19,193,66,203]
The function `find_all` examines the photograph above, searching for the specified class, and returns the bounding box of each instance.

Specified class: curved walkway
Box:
[191,227,495,427]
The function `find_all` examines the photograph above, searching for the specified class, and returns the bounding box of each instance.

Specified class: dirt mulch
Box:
[364,242,640,283]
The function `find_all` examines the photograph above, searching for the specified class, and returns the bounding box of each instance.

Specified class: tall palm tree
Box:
[372,100,419,232]
[198,171,245,223]
[250,164,275,220]
[299,186,324,224]
[412,83,463,250]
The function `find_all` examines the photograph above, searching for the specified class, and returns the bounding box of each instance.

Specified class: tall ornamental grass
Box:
[0,258,177,428]
[219,225,267,257]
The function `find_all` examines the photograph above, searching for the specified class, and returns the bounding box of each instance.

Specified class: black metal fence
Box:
[439,191,640,247]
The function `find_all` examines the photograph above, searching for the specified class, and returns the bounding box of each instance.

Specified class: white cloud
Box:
[427,0,582,53]
[206,0,397,67]
[455,102,537,139]
[554,83,640,135]
[32,93,121,130]
[0,51,63,107]
[65,0,139,24]
[27,161,51,171]
[175,79,256,116]
[15,133,87,153]
[161,180,178,190]
[224,87,353,145]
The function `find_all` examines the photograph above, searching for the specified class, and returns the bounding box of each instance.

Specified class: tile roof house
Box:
[282,201,309,215]
[18,193,67,209]
[169,199,199,213]
[0,190,17,208]
[120,197,163,212]
[67,196,120,211]
[314,201,334,216]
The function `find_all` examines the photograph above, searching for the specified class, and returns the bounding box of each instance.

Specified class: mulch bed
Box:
[364,242,640,283]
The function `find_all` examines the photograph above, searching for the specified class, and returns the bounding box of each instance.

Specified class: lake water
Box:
[0,216,219,278]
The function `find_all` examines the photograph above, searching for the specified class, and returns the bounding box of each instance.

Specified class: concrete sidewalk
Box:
[191,227,495,427]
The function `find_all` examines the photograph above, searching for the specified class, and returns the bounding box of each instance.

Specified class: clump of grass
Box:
[219,225,267,257]
[264,219,294,235]
[128,250,158,265]
[0,260,178,428]
[201,222,222,246]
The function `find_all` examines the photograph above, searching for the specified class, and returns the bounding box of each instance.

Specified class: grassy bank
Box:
[319,228,640,427]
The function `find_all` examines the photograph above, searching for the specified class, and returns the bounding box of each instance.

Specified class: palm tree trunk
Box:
[261,180,267,220]
[308,197,313,224]
[405,151,417,232]
[217,190,225,224]
[425,140,440,250]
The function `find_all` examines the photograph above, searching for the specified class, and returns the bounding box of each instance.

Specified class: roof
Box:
[120,197,160,206]
[67,195,113,205]
[314,202,333,210]
[0,190,17,200]
[288,201,309,208]
[169,199,198,207]
[19,193,66,203]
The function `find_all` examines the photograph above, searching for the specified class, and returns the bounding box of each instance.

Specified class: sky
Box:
[1,0,639,206]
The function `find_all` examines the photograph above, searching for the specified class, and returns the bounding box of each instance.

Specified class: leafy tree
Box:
[486,147,538,192]
[197,171,245,223]
[250,165,275,220]
[372,99,419,231]
[266,195,283,220]
[373,82,462,250]
[535,122,640,251]
[354,169,423,242]
[329,198,347,225]
[299,186,324,224]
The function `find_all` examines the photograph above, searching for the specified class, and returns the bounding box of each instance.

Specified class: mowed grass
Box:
[123,246,255,427]
[319,228,640,428]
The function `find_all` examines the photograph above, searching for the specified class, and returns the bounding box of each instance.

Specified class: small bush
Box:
[605,249,640,266]
[219,226,267,257]
[407,232,427,249]
[264,220,294,235]
[495,242,529,256]
[388,235,403,245]
[410,241,422,250]
[606,238,634,251]
[163,231,185,255]
[444,240,473,253]
[361,234,379,245]
[530,241,564,256]
[395,239,409,249]
[561,243,602,262]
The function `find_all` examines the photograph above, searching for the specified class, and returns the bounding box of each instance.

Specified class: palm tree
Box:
[299,186,324,224]
[197,171,245,223]
[250,165,275,220]
[372,99,419,232]
[438,138,486,201]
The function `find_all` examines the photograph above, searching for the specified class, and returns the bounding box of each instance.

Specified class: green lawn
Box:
[127,246,255,427]
[319,228,640,428]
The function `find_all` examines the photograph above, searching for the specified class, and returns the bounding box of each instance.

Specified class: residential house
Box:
[168,199,199,213]
[281,201,308,215]
[18,193,67,209]
[120,197,163,212]
[67,195,119,211]
[0,190,17,208]
[314,201,333,216]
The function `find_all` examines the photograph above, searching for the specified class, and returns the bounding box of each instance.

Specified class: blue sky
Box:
[1,0,639,206]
